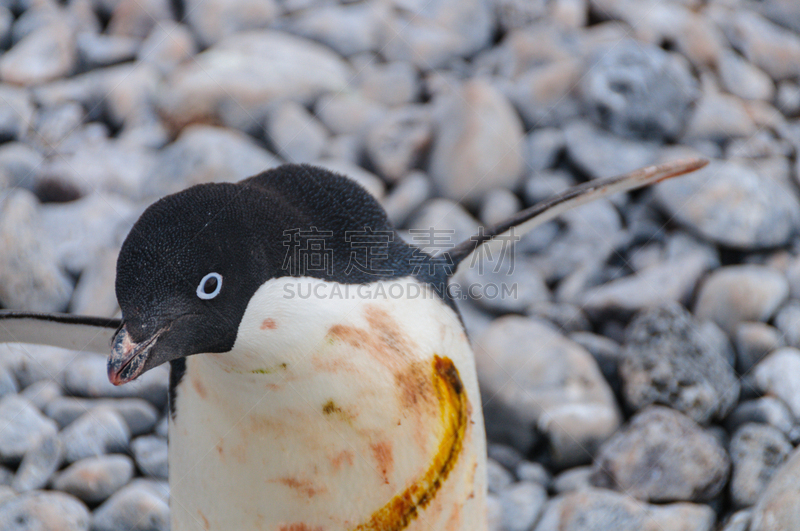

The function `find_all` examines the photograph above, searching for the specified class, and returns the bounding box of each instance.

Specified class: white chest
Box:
[168,277,487,531]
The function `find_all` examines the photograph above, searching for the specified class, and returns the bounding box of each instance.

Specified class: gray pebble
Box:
[721,510,752,531]
[564,120,659,180]
[283,2,382,57]
[487,444,523,472]
[0,84,34,142]
[46,397,159,436]
[730,423,792,508]
[725,397,797,440]
[487,458,514,494]
[266,100,328,164]
[552,466,593,494]
[12,431,62,492]
[621,303,740,423]
[366,105,432,183]
[76,32,139,69]
[682,85,757,142]
[0,491,90,530]
[0,466,12,486]
[357,60,419,107]
[735,322,786,374]
[580,39,697,141]
[591,406,730,502]
[523,169,573,206]
[774,301,800,349]
[753,347,800,420]
[475,316,620,463]
[479,188,520,228]
[718,49,775,102]
[486,493,503,531]
[59,407,130,464]
[569,332,622,394]
[720,10,800,82]
[0,395,57,466]
[429,79,525,203]
[500,481,548,531]
[0,364,17,399]
[52,454,134,504]
[0,21,77,86]
[528,301,591,333]
[655,160,800,250]
[777,80,800,117]
[525,127,565,173]
[381,171,431,228]
[534,488,716,531]
[137,21,197,75]
[18,380,61,412]
[458,255,550,314]
[91,483,170,531]
[515,461,550,489]
[154,416,168,439]
[62,355,169,410]
[131,435,168,479]
[316,92,386,137]
[750,445,800,531]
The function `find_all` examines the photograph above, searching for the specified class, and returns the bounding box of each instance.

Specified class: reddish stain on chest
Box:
[274,476,327,498]
[370,441,394,484]
[261,318,277,330]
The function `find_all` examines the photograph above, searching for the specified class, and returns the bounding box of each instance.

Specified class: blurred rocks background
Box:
[1,0,800,529]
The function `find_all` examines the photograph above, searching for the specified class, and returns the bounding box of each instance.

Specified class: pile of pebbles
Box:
[1,0,800,529]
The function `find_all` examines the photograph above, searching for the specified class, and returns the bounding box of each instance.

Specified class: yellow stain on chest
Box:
[354,355,469,531]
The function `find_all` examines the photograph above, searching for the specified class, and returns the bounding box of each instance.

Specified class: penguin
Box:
[0,158,707,530]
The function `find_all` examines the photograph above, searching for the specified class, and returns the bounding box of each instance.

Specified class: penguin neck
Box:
[167,276,488,530]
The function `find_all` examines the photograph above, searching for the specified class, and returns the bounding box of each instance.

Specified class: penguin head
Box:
[108,182,280,385]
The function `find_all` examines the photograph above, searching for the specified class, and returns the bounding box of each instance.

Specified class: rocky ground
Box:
[1,0,800,529]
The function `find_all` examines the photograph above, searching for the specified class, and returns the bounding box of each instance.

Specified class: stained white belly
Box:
[168,277,487,531]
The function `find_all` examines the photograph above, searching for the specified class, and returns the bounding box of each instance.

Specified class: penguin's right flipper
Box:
[0,312,121,354]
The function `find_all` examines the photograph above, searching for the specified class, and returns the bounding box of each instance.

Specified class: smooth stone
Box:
[479,188,520,228]
[655,159,800,250]
[381,171,431,228]
[75,32,138,69]
[524,127,565,172]
[155,416,168,439]
[527,301,591,334]
[552,466,593,494]
[282,1,385,57]
[486,444,523,471]
[19,380,61,411]
[30,101,84,154]
[0,365,17,399]
[718,49,775,102]
[730,423,792,508]
[381,0,493,69]
[725,397,798,440]
[52,454,134,504]
[580,39,697,141]
[184,0,277,47]
[46,397,159,436]
[534,488,716,531]
[106,0,171,39]
[0,84,35,142]
[474,316,621,464]
[69,248,119,317]
[456,256,550,314]
[721,10,800,82]
[145,124,281,199]
[735,322,786,374]
[315,92,387,136]
[694,265,789,334]
[0,491,90,531]
[515,461,551,488]
[0,142,43,188]
[265,100,328,164]
[0,189,73,312]
[564,120,659,180]
[357,60,419,107]
[0,344,75,389]
[137,21,197,75]
[12,432,62,492]
[59,407,131,464]
[159,31,352,132]
[753,348,800,420]
[721,510,752,531]
[365,105,432,183]
[0,21,76,85]
[579,251,715,319]
[91,483,170,531]
[620,303,740,423]
[523,169,574,205]
[499,481,548,531]
[750,445,800,531]
[682,87,758,141]
[429,79,525,203]
[406,198,480,256]
[774,301,800,348]
[591,406,730,502]
[569,332,622,394]
[486,493,503,531]
[130,436,168,479]
[62,355,169,410]
[777,80,800,117]
[508,58,582,128]
[0,395,57,466]
[487,458,514,494]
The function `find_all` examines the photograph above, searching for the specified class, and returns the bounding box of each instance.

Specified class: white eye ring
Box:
[197,272,223,300]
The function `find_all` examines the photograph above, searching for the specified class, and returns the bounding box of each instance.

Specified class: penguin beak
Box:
[108,324,164,385]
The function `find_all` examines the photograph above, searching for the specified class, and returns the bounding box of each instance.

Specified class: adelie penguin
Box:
[0,158,707,530]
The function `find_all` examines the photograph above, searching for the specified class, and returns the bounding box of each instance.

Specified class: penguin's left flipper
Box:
[0,312,121,354]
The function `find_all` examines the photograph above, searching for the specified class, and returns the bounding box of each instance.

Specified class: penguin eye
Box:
[197,272,223,300]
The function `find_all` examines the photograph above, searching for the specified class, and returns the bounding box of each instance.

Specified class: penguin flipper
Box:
[0,311,121,354]
[448,157,709,266]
